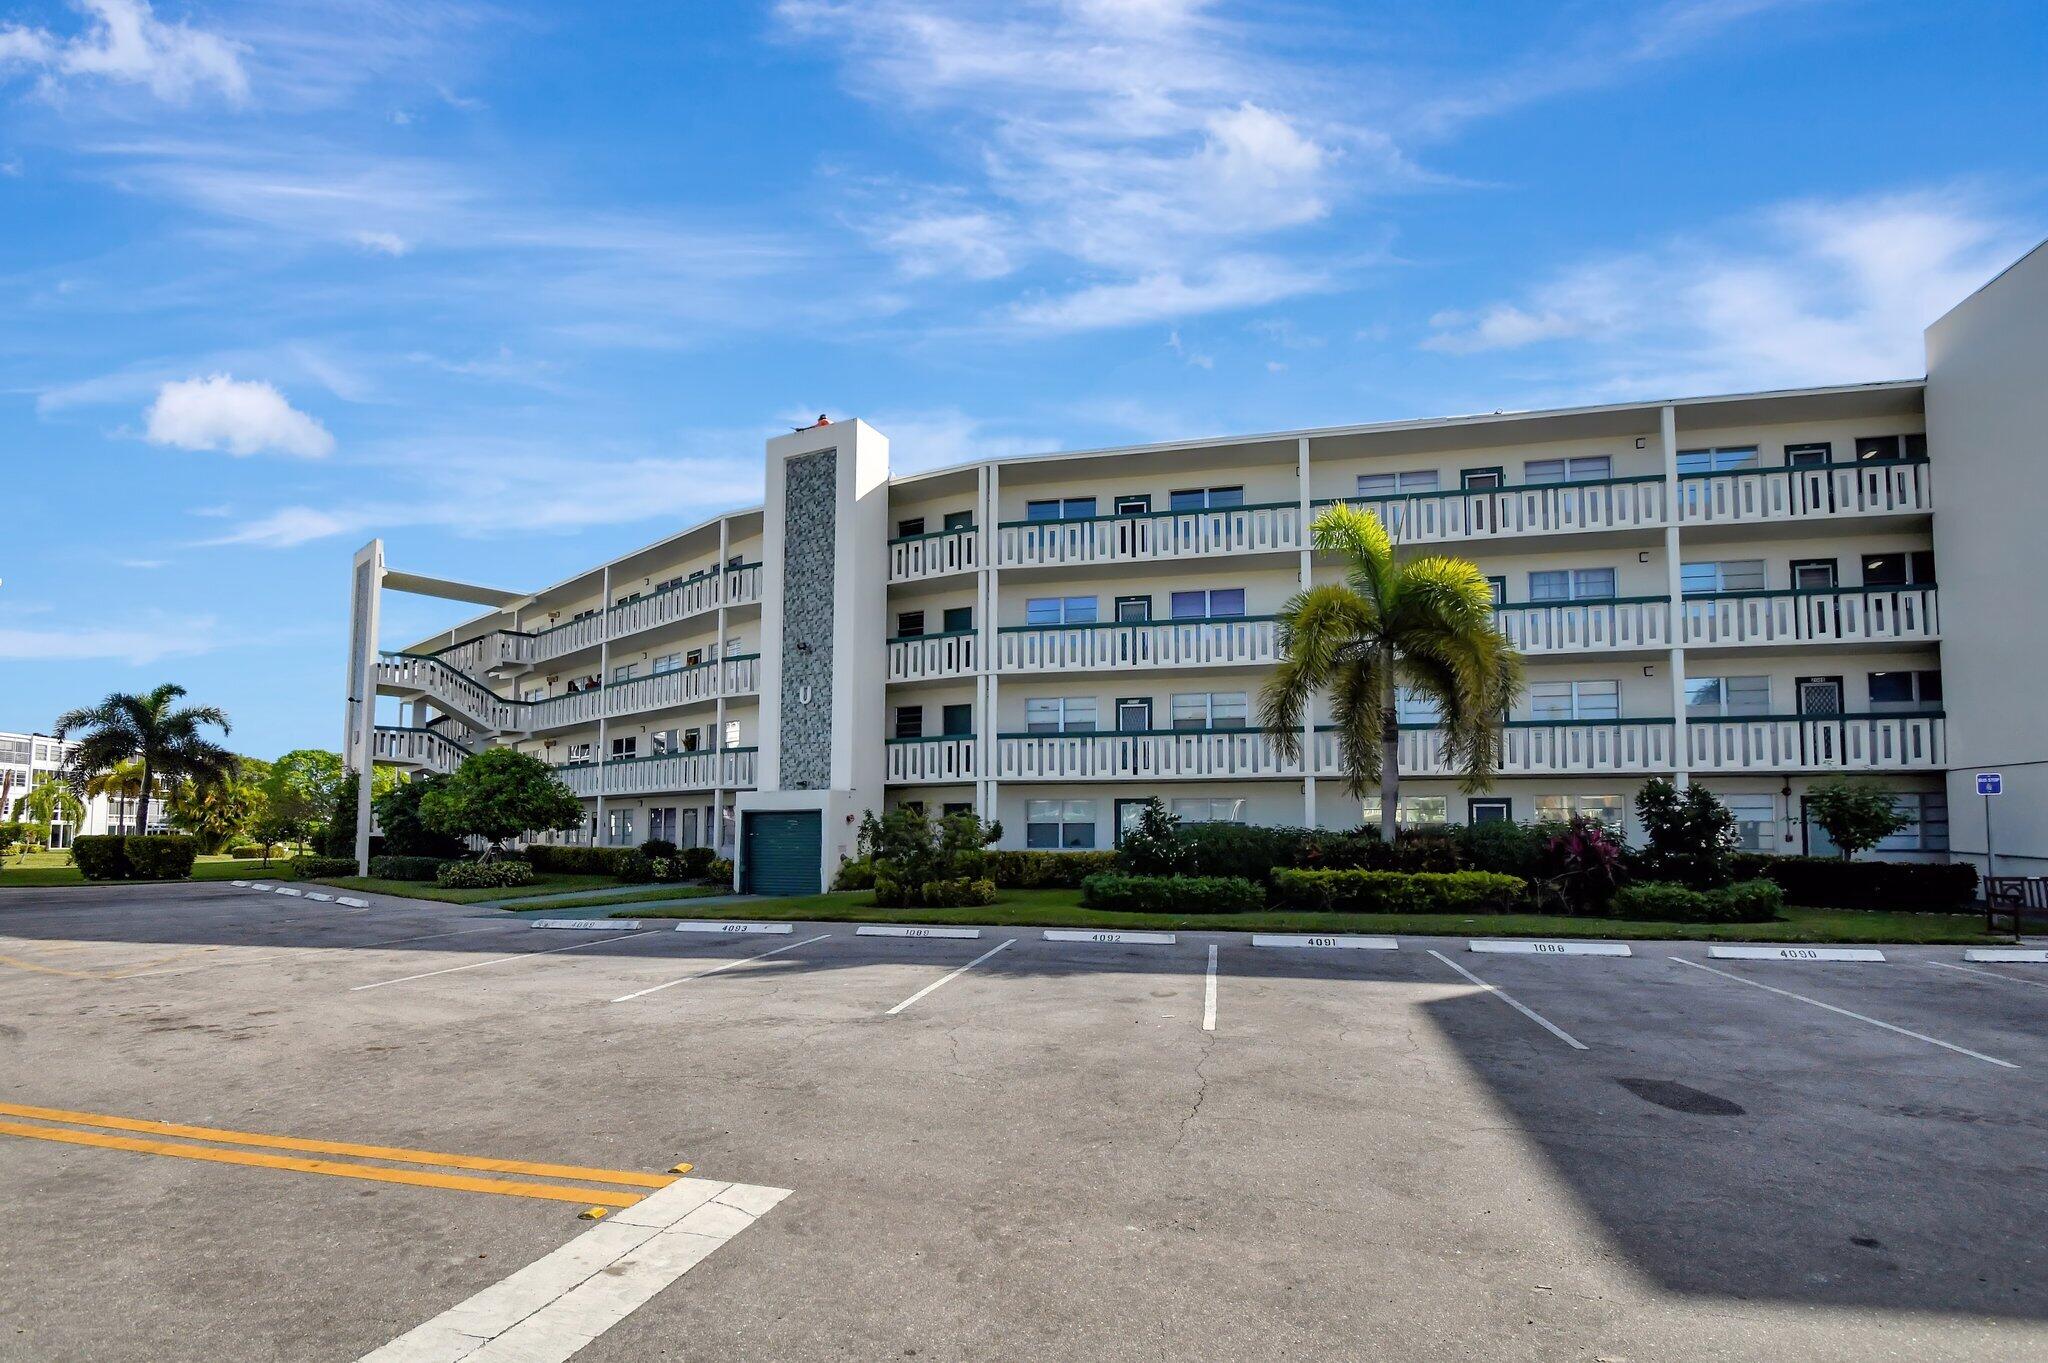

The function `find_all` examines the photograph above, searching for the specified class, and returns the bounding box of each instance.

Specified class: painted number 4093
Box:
[720,924,751,933]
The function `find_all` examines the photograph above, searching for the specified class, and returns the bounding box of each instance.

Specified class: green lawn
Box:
[502,883,730,911]
[309,872,630,905]
[0,852,271,889]
[619,888,2002,944]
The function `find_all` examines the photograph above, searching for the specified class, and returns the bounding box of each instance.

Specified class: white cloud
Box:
[1421,190,2038,392]
[0,0,248,103]
[862,408,1052,474]
[877,209,1016,281]
[1009,256,1325,332]
[352,229,409,255]
[1165,329,1212,369]
[0,614,220,664]
[145,374,335,458]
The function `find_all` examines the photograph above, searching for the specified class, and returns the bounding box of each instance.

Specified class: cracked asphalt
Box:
[1,882,2044,1361]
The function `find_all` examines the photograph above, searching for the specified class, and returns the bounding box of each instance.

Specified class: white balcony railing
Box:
[555,748,758,798]
[886,736,978,784]
[522,654,761,732]
[530,562,763,664]
[1493,597,1671,655]
[1679,587,1938,648]
[1686,714,1945,772]
[372,726,468,774]
[1315,476,1668,546]
[997,502,1302,568]
[375,654,520,731]
[998,616,1280,673]
[887,632,977,682]
[889,527,979,583]
[1676,459,1932,526]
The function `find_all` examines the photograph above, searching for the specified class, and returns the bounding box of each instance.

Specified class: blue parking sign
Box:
[1976,772,2003,796]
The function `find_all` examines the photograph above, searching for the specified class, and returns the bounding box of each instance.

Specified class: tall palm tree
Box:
[1260,504,1525,841]
[57,685,238,836]
[14,777,86,851]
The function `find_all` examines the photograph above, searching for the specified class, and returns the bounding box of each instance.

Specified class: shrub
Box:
[1080,873,1264,913]
[1177,823,1312,883]
[832,856,877,891]
[1633,778,1738,888]
[1804,777,1908,860]
[287,855,359,879]
[640,838,678,860]
[1532,817,1625,915]
[367,855,447,881]
[1741,855,1977,911]
[122,834,198,880]
[1613,878,1784,923]
[524,844,610,874]
[1119,800,1194,876]
[873,873,998,908]
[608,849,654,883]
[1271,868,1525,914]
[676,846,715,879]
[983,849,1120,889]
[436,860,536,889]
[371,774,468,858]
[230,845,278,860]
[708,857,734,884]
[1450,820,1545,879]
[71,834,130,881]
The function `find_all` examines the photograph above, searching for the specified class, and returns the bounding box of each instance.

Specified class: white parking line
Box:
[1924,959,2048,993]
[611,933,832,1004]
[1427,949,1587,1050]
[358,1177,790,1363]
[360,924,528,950]
[350,932,649,992]
[1202,944,1218,1032]
[1672,957,2018,1068]
[885,938,1015,1015]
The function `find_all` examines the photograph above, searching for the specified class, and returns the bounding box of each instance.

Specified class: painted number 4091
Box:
[1306,936,1338,947]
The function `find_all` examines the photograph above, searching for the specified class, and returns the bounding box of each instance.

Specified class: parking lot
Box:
[0,881,2043,1362]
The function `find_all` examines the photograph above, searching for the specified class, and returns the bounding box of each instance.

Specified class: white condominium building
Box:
[346,240,2048,895]
[0,730,123,847]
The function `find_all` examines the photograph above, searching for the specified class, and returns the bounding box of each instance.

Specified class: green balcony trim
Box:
[1686,710,1946,723]
[383,651,761,707]
[889,524,978,545]
[997,614,1278,634]
[997,499,1299,530]
[556,746,759,771]
[374,724,473,755]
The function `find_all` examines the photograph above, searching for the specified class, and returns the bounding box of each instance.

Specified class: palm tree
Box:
[15,776,87,851]
[57,685,239,836]
[1260,504,1524,841]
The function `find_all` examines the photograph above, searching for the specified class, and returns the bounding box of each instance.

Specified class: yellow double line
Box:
[0,1101,689,1209]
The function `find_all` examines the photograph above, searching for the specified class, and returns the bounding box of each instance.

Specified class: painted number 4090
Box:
[1782,948,1820,959]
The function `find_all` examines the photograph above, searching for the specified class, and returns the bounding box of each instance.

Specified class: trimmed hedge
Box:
[437,860,535,889]
[230,845,278,859]
[1613,878,1785,923]
[1728,854,1977,911]
[367,855,448,881]
[71,834,200,881]
[521,844,657,879]
[1271,868,1526,914]
[984,849,1119,889]
[288,855,359,879]
[1080,873,1264,914]
[874,873,998,908]
[71,835,130,880]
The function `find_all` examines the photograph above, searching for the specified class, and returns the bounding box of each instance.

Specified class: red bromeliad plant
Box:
[1535,814,1624,915]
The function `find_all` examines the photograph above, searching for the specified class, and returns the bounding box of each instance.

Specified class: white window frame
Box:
[1026,697,1099,734]
[1025,595,1099,626]
[1528,679,1621,721]
[1676,445,1760,475]
[1527,567,1618,602]
[1685,675,1772,717]
[1681,559,1769,595]
[1170,797,1247,824]
[1170,692,1248,731]
[1532,794,1626,829]
[1722,795,1777,852]
[1355,469,1441,498]
[1359,795,1450,827]
[1169,588,1246,620]
[1523,455,1612,484]
[1025,798,1098,849]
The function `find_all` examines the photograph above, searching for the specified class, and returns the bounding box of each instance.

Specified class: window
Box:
[1790,559,1838,591]
[611,736,637,760]
[1025,595,1098,626]
[727,635,743,655]
[1026,497,1096,521]
[612,664,637,684]
[726,555,744,571]
[1676,446,1760,474]
[605,810,635,846]
[1877,792,1948,851]
[1169,486,1244,511]
[1461,468,1504,489]
[1686,675,1772,717]
[651,652,681,675]
[566,742,593,764]
[1532,794,1626,829]
[897,516,926,538]
[942,704,974,736]
[1116,697,1153,732]
[685,648,703,668]
[942,802,974,819]
[1681,559,1769,595]
[682,728,703,751]
[1169,587,1246,619]
[522,685,545,702]
[1722,795,1776,852]
[1527,567,1617,601]
[722,720,741,749]
[1523,455,1611,483]
[1485,576,1506,606]
[1026,799,1097,849]
[1355,470,1440,497]
[943,509,975,531]
[1468,798,1512,824]
[943,606,974,633]
[1115,595,1152,623]
[649,808,678,843]
[1855,433,1928,463]
[1170,692,1248,730]
[1395,688,1442,724]
[894,706,925,739]
[896,610,926,638]
[1114,494,1151,515]
[1025,697,1098,733]
[1860,551,1935,587]
[1528,679,1620,720]
[1114,798,1150,847]
[1360,795,1449,827]
[649,729,676,755]
[1867,670,1942,712]
[1171,798,1247,824]
[1785,441,1833,468]
[615,591,642,607]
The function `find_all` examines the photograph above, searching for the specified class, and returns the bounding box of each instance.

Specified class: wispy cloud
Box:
[145,374,334,458]
[0,0,249,103]
[0,612,223,664]
[1422,189,2035,393]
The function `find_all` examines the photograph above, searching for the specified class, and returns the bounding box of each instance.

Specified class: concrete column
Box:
[711,517,731,850]
[1660,404,1690,789]
[346,540,386,874]
[980,462,1000,827]
[1297,436,1316,828]
[595,564,611,844]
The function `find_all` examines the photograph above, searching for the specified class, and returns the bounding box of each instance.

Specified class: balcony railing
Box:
[997,502,1302,568]
[1314,475,1667,545]
[889,525,978,583]
[1493,597,1671,655]
[555,748,758,798]
[522,654,761,731]
[886,735,977,784]
[376,654,520,731]
[998,616,1280,673]
[1686,713,1945,772]
[417,563,765,673]
[1679,586,1938,648]
[1676,458,1932,526]
[372,725,469,774]
[887,631,978,682]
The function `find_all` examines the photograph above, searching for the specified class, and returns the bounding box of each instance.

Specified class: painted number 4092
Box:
[1091,933,1120,943]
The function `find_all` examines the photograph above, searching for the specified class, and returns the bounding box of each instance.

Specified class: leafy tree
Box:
[853,806,1002,906]
[168,771,261,853]
[57,685,237,835]
[1805,777,1906,861]
[1632,777,1739,887]
[371,773,465,857]
[419,748,583,857]
[1118,798,1192,876]
[1260,504,1524,841]
[14,777,85,852]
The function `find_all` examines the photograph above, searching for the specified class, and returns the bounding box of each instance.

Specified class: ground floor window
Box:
[649,807,678,843]
[1532,794,1625,829]
[1026,798,1097,849]
[1170,797,1246,824]
[1721,794,1777,851]
[605,809,634,846]
[1360,795,1449,827]
[1467,798,1511,824]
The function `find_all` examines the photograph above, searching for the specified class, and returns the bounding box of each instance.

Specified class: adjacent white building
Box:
[346,240,2048,894]
[0,730,124,847]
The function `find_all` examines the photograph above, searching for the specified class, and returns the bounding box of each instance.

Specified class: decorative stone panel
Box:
[779,450,837,789]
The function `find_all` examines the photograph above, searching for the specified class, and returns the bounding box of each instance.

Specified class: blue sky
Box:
[2,0,2044,758]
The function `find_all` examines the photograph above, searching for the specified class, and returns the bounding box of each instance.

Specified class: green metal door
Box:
[744,811,822,896]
